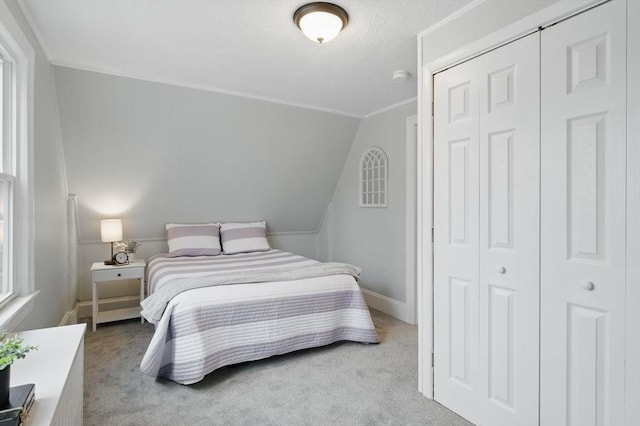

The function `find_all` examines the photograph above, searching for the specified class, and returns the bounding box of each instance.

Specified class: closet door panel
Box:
[434,59,480,423]
[478,34,540,426]
[434,33,539,426]
[540,2,627,425]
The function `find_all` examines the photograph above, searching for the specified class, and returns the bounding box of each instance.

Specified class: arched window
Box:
[359,147,388,207]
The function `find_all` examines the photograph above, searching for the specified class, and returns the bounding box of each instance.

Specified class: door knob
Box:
[496,266,506,274]
[581,281,595,291]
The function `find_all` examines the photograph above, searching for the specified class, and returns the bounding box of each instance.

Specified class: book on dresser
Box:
[0,384,35,425]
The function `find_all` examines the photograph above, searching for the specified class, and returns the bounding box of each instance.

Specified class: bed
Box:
[140,248,380,384]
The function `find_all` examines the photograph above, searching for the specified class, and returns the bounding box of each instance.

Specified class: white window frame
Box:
[359,147,388,208]
[0,2,36,330]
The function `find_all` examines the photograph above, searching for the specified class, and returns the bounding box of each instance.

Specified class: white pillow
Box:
[220,221,270,254]
[166,223,221,257]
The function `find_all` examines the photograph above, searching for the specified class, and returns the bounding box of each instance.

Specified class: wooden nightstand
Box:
[90,260,146,331]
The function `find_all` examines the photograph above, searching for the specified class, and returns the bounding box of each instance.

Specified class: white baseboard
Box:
[361,288,412,324]
[59,305,79,326]
[76,300,94,319]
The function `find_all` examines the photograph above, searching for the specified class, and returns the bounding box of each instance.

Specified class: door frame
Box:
[406,114,418,324]
[416,0,609,399]
[626,1,640,423]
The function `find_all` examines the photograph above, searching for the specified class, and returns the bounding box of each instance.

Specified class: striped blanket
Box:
[140,250,380,384]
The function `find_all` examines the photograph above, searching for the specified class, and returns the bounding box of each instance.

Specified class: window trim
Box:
[0,1,36,330]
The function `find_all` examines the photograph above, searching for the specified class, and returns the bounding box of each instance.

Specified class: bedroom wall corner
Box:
[315,200,333,262]
[329,100,417,323]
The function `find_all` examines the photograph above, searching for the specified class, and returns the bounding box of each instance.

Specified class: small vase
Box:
[0,365,10,408]
[128,252,135,261]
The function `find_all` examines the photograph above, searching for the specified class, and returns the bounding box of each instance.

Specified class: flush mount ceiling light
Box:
[293,2,349,44]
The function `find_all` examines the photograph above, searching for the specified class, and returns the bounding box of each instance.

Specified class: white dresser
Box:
[13,324,86,425]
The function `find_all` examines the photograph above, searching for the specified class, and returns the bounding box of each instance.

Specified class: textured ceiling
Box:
[18,0,472,117]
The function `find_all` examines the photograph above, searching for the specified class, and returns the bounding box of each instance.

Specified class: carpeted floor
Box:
[83,309,473,426]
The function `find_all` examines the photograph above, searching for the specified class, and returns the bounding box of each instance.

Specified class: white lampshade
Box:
[100,219,122,243]
[294,3,348,44]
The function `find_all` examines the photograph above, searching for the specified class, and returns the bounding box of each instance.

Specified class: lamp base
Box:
[104,241,116,265]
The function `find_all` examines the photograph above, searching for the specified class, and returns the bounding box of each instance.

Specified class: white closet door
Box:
[434,57,480,423]
[478,34,540,426]
[434,33,539,425]
[540,1,627,425]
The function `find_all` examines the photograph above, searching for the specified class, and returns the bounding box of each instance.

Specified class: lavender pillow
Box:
[220,221,270,254]
[166,223,221,257]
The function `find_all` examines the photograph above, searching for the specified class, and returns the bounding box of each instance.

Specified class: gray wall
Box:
[4,0,71,330]
[322,101,416,318]
[53,66,360,302]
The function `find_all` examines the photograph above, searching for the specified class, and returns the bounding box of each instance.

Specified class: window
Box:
[359,147,388,207]
[0,2,36,328]
[0,56,15,303]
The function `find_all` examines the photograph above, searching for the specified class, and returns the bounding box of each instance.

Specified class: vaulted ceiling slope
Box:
[18,0,471,117]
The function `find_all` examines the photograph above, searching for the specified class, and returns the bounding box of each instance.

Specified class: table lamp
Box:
[100,219,122,265]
